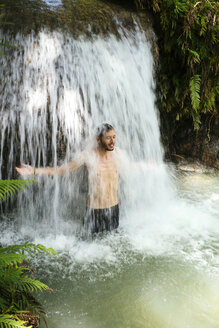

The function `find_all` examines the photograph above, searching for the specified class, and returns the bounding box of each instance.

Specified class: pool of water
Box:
[22,169,218,328]
[0,166,218,328]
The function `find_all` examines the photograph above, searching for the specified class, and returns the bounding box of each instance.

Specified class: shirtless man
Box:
[16,123,120,234]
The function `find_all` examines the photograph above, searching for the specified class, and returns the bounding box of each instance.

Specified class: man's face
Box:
[98,129,116,151]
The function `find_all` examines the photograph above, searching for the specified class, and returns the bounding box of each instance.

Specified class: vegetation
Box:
[0,179,58,327]
[134,0,218,130]
[0,179,37,202]
[0,242,57,328]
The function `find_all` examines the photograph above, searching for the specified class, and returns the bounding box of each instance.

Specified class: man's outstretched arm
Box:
[16,153,86,177]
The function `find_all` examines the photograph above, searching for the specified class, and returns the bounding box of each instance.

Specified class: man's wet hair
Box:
[96,123,114,138]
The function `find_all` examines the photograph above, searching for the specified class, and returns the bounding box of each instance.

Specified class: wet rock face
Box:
[168,115,219,170]
[1,0,155,41]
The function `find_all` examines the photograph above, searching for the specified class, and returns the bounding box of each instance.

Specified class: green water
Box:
[39,253,219,328]
[36,171,219,328]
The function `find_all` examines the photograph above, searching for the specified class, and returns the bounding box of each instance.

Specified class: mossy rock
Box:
[1,0,155,41]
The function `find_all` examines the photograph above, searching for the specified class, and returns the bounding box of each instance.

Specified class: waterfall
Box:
[0,23,173,240]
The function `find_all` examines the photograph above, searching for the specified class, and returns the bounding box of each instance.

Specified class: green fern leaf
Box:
[0,253,27,267]
[0,179,37,202]
[0,315,29,328]
[1,266,30,288]
[188,49,200,63]
[189,75,201,111]
[0,242,58,258]
[0,242,58,323]
[18,277,51,293]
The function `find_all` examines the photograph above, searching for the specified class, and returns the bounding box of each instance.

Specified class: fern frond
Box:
[0,179,37,202]
[1,268,51,293]
[0,242,57,324]
[20,277,51,293]
[174,0,187,15]
[0,315,29,328]
[189,75,201,111]
[0,242,58,258]
[23,242,58,257]
[1,266,30,288]
[0,253,27,268]
[0,284,46,315]
[188,49,200,63]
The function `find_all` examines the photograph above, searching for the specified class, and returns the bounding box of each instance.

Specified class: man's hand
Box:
[16,164,34,176]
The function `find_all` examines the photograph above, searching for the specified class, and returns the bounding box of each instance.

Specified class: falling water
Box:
[0,19,219,328]
[0,24,169,235]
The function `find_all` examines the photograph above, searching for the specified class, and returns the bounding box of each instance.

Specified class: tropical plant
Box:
[0,178,58,327]
[0,242,58,328]
[0,315,28,328]
[0,179,37,202]
[134,0,219,130]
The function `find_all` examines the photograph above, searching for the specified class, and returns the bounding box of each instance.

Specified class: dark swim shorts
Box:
[84,204,119,234]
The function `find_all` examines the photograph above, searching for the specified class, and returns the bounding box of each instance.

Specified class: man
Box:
[16,123,121,235]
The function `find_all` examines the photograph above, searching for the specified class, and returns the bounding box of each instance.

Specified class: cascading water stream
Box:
[0,24,173,238]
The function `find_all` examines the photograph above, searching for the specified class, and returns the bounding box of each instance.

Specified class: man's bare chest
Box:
[86,157,119,181]
[97,160,118,179]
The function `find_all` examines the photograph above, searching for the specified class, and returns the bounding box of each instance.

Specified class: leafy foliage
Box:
[0,242,58,328]
[0,314,28,328]
[0,179,37,202]
[134,0,219,129]
[190,74,201,110]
